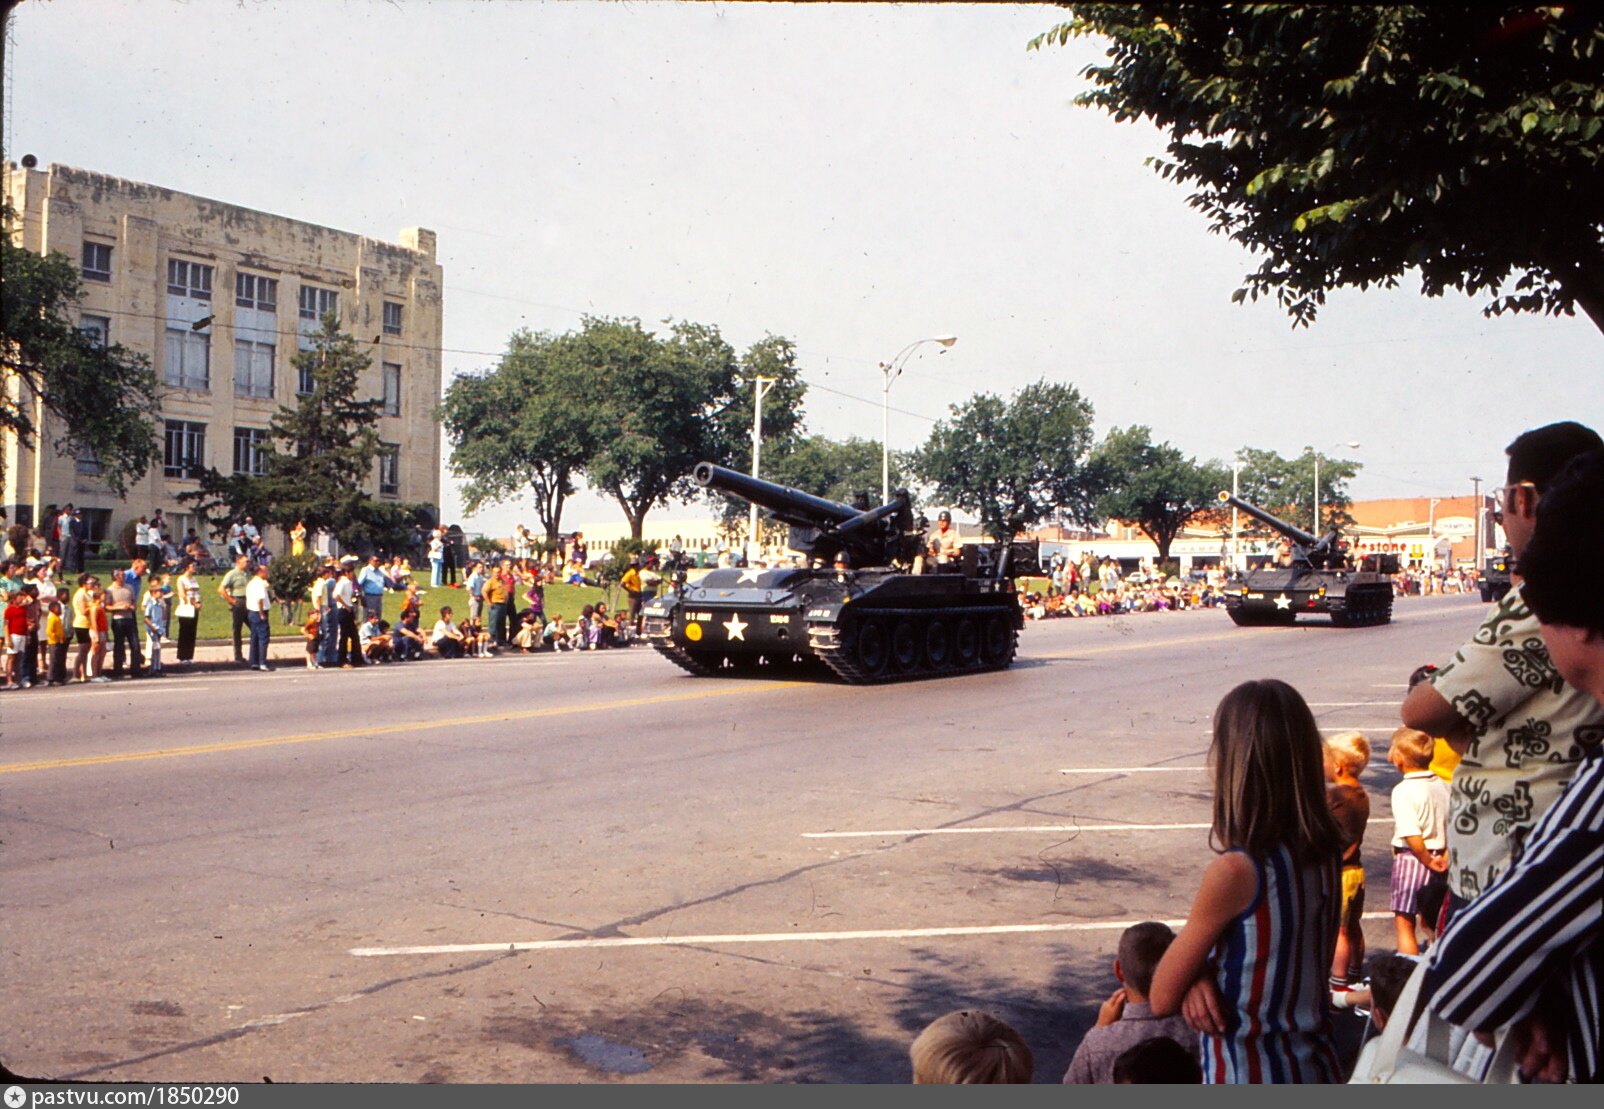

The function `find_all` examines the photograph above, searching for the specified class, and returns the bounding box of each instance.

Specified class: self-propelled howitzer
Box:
[1217,491,1397,627]
[642,464,1035,682]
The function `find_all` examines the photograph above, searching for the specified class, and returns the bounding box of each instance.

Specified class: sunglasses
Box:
[1491,481,1537,526]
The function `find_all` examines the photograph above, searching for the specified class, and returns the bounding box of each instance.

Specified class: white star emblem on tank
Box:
[1274,594,1292,610]
[723,614,748,641]
[737,567,764,583]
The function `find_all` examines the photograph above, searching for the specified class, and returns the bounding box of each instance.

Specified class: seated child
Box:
[513,611,543,652]
[1063,921,1196,1083]
[1387,726,1450,955]
[461,614,492,658]
[302,608,322,670]
[431,606,466,658]
[1324,731,1372,1003]
[543,613,572,651]
[360,616,393,663]
[910,1010,1033,1084]
[1111,1038,1202,1084]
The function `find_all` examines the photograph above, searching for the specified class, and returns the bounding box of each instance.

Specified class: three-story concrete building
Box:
[3,161,442,550]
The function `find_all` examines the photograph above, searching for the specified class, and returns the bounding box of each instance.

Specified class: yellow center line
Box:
[0,681,804,776]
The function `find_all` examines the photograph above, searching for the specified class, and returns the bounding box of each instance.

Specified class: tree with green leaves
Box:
[912,380,1098,542]
[765,434,902,506]
[1090,426,1230,561]
[1031,6,1604,332]
[577,316,745,540]
[1233,446,1360,535]
[1,205,162,498]
[180,316,420,550]
[439,329,601,546]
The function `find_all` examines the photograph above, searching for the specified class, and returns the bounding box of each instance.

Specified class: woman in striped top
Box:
[1150,679,1346,1082]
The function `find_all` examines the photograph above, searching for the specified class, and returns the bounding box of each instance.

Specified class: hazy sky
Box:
[11,0,1601,535]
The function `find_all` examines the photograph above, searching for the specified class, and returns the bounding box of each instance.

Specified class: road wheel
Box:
[981,613,1013,665]
[924,619,952,670]
[854,617,889,677]
[954,617,980,667]
[890,618,920,672]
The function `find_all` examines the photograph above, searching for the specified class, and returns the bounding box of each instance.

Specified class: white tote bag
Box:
[1349,959,1518,1083]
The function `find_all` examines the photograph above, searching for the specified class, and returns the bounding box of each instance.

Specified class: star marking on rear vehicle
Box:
[1274,594,1291,610]
[737,568,764,583]
[723,614,748,641]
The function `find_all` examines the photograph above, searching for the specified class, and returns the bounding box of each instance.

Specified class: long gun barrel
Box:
[692,463,860,527]
[1217,491,1322,548]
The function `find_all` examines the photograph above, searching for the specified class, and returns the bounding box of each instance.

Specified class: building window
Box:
[75,444,103,477]
[234,340,275,399]
[382,362,401,417]
[235,272,278,312]
[80,315,111,346]
[163,420,206,479]
[379,445,400,496]
[167,259,213,300]
[232,427,269,476]
[164,327,211,390]
[298,284,339,321]
[383,301,403,336]
[297,360,317,396]
[82,241,113,282]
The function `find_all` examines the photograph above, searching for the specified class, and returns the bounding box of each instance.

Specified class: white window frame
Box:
[80,315,111,347]
[298,284,339,321]
[82,241,113,282]
[232,427,269,477]
[235,272,278,312]
[233,340,275,399]
[163,420,207,479]
[383,301,403,336]
[382,362,402,417]
[164,326,211,391]
[378,444,400,497]
[167,259,213,300]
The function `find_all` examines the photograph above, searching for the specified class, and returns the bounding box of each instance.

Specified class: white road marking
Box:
[352,912,1401,958]
[1309,702,1400,707]
[1058,767,1204,774]
[802,822,1212,838]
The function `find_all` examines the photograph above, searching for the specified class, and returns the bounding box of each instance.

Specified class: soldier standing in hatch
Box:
[930,510,961,567]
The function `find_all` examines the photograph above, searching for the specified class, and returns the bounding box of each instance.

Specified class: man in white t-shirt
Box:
[244,563,273,672]
[431,606,465,658]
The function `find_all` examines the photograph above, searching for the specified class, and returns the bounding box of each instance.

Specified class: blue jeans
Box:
[247,611,270,668]
[317,607,340,667]
[431,558,444,587]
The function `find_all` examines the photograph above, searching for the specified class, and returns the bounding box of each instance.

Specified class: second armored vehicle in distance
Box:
[1218,491,1397,627]
[643,464,1035,683]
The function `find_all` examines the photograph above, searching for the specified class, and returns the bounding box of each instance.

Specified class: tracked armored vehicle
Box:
[1219,492,1397,627]
[643,464,1035,682]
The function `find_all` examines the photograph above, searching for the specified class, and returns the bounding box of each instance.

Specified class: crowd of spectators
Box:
[906,421,1602,1085]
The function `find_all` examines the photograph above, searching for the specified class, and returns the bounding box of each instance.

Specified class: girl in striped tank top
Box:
[1150,679,1346,1083]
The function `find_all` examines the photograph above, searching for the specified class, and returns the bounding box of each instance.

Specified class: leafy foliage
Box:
[1090,426,1230,560]
[1032,6,1604,331]
[765,435,902,507]
[911,380,1098,541]
[439,328,601,544]
[1233,446,1360,535]
[1,206,162,497]
[180,317,424,552]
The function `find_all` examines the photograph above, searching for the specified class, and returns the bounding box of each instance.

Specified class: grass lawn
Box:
[82,561,615,638]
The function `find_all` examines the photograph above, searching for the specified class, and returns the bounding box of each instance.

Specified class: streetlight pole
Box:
[1231,456,1242,571]
[880,335,957,504]
[1470,475,1483,564]
[747,375,776,564]
[1312,441,1361,532]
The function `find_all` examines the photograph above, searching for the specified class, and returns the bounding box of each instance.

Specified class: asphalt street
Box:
[1,594,1489,1083]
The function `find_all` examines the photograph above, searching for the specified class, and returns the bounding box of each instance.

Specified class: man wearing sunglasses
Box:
[1402,421,1604,930]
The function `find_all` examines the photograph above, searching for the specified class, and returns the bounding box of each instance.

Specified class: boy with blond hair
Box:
[1387,725,1450,954]
[910,1010,1033,1083]
[1324,731,1371,1002]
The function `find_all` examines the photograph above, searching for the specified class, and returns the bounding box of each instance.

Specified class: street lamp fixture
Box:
[880,334,957,504]
[1312,440,1362,532]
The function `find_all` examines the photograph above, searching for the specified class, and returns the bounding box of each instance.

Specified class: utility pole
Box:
[1470,475,1483,565]
[747,375,776,564]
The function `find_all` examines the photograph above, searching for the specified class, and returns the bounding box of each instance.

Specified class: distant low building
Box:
[3,161,443,549]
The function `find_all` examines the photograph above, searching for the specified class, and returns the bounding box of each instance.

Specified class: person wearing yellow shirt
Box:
[44,599,69,686]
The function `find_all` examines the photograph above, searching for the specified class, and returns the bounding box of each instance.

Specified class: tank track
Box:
[809,605,1019,684]
[1329,585,1394,628]
[650,639,720,676]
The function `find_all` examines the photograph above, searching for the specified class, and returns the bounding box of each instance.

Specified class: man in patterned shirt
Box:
[1426,448,1604,1083]
[1401,421,1604,918]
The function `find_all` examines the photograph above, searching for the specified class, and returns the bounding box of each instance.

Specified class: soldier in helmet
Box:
[931,510,960,567]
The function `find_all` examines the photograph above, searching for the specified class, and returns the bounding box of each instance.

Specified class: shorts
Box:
[1390,849,1433,914]
[1339,863,1366,933]
[7,633,28,656]
[74,627,92,645]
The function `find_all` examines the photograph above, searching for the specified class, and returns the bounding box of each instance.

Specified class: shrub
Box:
[268,552,322,606]
[6,523,32,558]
